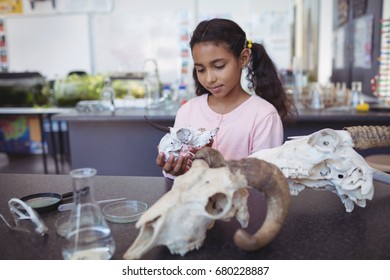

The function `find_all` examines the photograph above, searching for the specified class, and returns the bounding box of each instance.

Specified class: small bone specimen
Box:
[123,148,290,259]
[144,116,218,160]
[158,126,218,160]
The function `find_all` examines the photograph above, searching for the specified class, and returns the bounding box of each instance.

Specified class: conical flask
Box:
[62,168,116,260]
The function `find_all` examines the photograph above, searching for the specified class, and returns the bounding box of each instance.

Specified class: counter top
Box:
[52,105,179,122]
[1,173,389,260]
[0,107,73,115]
[295,106,390,122]
[52,104,390,124]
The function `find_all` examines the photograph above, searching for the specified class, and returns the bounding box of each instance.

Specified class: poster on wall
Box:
[353,14,373,69]
[352,0,367,18]
[337,0,349,26]
[250,10,291,70]
[0,0,22,14]
[334,25,346,69]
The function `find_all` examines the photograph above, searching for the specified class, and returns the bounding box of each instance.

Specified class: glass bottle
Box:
[337,82,347,106]
[62,168,116,260]
[178,84,188,105]
[100,77,116,112]
[310,83,324,110]
[350,81,364,108]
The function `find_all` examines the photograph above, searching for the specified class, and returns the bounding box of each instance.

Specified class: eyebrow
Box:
[194,58,226,67]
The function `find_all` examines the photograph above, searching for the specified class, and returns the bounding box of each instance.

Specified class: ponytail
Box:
[247,43,297,123]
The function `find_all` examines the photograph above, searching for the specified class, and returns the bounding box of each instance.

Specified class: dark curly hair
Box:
[189,18,296,123]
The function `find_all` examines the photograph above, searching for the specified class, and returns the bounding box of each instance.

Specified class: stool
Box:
[365,154,390,173]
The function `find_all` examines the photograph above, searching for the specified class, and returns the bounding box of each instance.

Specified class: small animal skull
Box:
[124,148,290,259]
[250,128,374,212]
[144,116,218,161]
[158,126,218,161]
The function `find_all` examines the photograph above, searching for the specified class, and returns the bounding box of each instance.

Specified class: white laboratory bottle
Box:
[162,84,176,110]
[337,82,347,106]
[178,85,188,105]
[62,168,116,260]
[162,85,172,102]
[350,81,362,108]
[310,83,324,110]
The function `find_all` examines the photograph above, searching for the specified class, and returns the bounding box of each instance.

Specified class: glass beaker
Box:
[62,168,116,260]
[310,83,324,110]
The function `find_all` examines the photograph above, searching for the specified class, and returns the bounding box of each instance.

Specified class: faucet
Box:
[143,58,160,84]
[143,59,161,106]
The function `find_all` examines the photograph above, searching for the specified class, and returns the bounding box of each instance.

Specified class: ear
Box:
[240,48,251,68]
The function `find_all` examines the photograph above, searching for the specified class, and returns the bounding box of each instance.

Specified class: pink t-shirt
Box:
[174,94,283,160]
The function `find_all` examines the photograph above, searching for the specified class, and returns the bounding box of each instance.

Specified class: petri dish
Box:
[55,215,70,237]
[103,200,148,224]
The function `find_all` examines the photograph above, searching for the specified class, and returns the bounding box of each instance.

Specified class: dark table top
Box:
[0,173,389,260]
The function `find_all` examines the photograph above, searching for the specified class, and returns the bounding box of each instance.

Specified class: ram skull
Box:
[250,126,390,212]
[123,148,290,259]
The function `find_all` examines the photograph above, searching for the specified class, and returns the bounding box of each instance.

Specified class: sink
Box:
[75,98,162,113]
[75,100,109,113]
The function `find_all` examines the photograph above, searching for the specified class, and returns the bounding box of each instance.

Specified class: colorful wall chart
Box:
[373,18,390,102]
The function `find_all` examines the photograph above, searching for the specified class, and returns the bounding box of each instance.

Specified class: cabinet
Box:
[331,0,383,95]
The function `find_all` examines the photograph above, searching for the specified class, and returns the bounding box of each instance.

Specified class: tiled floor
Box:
[0,153,71,175]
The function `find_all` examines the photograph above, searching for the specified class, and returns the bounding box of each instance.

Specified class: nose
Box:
[205,70,217,84]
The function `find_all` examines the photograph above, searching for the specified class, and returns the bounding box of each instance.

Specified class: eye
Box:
[215,64,225,69]
[195,67,205,73]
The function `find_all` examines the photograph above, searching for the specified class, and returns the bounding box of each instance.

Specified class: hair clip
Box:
[247,39,253,49]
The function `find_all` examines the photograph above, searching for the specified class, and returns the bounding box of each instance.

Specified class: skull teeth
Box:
[282,167,309,178]
[171,240,204,256]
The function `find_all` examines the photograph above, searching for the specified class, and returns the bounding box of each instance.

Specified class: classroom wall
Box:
[2,0,293,85]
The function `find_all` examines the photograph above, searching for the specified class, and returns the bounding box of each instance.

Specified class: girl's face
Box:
[192,42,247,98]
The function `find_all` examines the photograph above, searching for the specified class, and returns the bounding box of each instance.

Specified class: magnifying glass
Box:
[20,192,73,213]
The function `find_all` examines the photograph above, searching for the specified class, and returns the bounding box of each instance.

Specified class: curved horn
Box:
[144,115,170,133]
[194,147,227,168]
[227,158,290,250]
[344,126,390,150]
[195,147,290,251]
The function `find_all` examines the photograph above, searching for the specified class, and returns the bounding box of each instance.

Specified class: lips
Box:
[208,85,223,94]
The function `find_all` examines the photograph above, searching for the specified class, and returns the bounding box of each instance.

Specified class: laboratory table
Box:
[0,173,389,260]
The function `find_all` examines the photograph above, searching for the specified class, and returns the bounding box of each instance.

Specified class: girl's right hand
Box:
[156,152,192,176]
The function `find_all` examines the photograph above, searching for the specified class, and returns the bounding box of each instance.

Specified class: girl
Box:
[157,18,296,176]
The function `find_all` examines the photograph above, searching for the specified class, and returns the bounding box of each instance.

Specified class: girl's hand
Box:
[156,140,213,176]
[156,152,192,176]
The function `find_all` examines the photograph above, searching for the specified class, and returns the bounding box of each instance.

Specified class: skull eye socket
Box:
[308,129,340,150]
[323,141,329,146]
[177,128,192,143]
[205,192,228,216]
